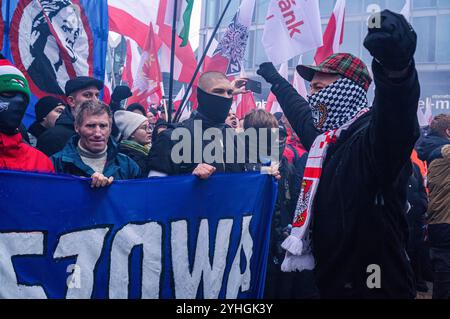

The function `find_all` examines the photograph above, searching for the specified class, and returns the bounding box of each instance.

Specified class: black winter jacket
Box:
[269,61,420,299]
[37,106,76,156]
[147,112,244,175]
[416,133,450,164]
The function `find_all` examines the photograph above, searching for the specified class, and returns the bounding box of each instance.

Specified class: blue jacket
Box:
[51,136,141,180]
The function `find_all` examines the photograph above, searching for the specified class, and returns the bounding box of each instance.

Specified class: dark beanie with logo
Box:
[34,96,65,121]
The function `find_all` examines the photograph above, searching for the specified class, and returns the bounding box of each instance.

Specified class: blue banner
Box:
[1,0,108,127]
[0,170,277,299]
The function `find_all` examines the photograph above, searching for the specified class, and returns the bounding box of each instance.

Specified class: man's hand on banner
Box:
[111,85,132,102]
[257,63,281,85]
[231,78,250,95]
[265,163,281,181]
[91,173,114,188]
[364,10,417,73]
[192,163,216,180]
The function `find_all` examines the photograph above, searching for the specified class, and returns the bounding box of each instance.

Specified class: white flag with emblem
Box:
[262,0,323,65]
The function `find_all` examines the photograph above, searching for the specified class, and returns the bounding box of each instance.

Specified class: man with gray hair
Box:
[51,100,140,187]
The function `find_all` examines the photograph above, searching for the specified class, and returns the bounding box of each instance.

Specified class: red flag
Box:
[127,23,163,110]
[108,0,196,84]
[314,0,345,64]
[108,0,160,49]
[234,92,257,119]
[265,63,288,114]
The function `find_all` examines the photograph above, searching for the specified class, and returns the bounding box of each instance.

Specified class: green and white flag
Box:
[179,0,194,47]
[165,0,195,47]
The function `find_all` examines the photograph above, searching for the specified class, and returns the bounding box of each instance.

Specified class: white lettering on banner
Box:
[0,216,255,299]
[54,228,110,299]
[0,232,47,299]
[171,219,233,299]
[226,216,253,299]
[109,222,162,299]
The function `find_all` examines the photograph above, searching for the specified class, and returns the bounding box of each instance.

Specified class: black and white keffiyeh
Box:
[308,78,369,133]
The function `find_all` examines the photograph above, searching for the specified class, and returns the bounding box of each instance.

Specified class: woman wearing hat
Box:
[114,110,152,177]
[27,96,65,146]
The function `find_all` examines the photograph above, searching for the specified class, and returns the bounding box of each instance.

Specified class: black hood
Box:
[416,133,450,163]
[28,121,47,139]
[55,105,75,127]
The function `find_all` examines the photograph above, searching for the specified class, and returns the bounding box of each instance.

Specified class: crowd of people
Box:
[1,10,449,299]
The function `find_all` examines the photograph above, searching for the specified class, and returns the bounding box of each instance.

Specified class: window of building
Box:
[254,29,268,66]
[245,30,255,69]
[319,0,335,18]
[206,1,220,27]
[413,0,437,8]
[436,14,450,62]
[346,0,363,15]
[385,0,405,12]
[438,0,450,7]
[256,0,270,23]
[364,0,386,11]
[340,21,362,57]
[414,16,436,62]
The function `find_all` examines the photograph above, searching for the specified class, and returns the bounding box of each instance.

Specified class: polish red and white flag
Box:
[109,0,198,84]
[126,24,163,110]
[314,0,345,64]
[108,0,160,49]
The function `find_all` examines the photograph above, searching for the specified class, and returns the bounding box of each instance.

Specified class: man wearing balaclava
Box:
[0,56,54,173]
[257,10,419,299]
[147,71,247,178]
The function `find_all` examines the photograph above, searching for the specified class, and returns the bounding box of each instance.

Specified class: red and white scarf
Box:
[281,108,370,272]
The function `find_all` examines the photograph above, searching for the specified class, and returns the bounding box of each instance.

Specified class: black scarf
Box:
[196,88,233,125]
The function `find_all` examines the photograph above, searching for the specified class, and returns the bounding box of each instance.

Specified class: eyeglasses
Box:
[138,125,153,132]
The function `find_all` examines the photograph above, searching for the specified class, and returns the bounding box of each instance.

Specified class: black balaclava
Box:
[196,87,233,124]
[0,93,29,135]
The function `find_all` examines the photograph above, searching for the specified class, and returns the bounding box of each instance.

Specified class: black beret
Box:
[65,76,104,97]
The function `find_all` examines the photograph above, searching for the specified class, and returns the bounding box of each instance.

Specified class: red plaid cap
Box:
[296,53,372,91]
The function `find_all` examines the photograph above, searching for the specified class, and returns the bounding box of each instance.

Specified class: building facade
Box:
[199,0,450,115]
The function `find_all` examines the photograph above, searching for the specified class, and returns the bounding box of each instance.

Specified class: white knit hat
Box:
[114,110,147,140]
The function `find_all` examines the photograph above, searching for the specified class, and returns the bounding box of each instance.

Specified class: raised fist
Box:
[364,10,417,71]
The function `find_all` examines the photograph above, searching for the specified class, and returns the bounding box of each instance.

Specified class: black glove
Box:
[257,62,281,84]
[111,85,132,102]
[364,10,416,71]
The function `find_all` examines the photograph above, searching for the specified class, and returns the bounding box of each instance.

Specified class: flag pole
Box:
[168,0,179,123]
[174,0,233,123]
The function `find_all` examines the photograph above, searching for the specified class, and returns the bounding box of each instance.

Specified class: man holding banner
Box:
[51,100,140,187]
[148,71,249,178]
[258,10,420,298]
